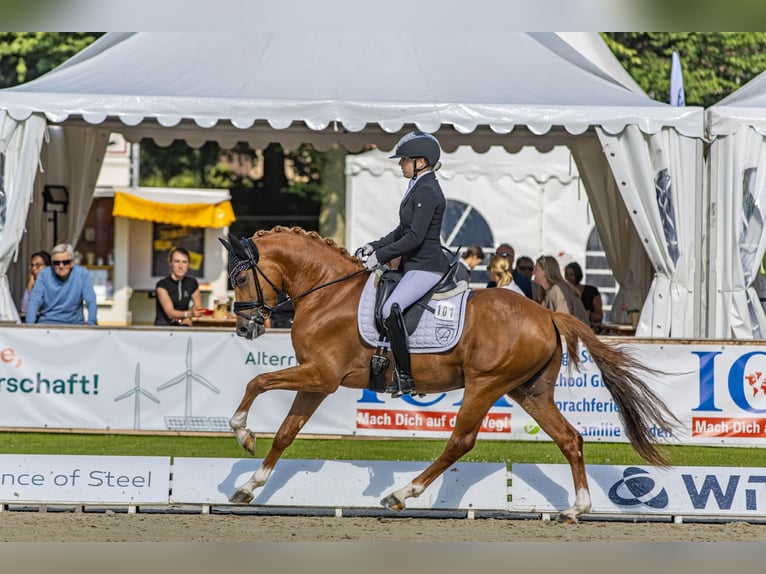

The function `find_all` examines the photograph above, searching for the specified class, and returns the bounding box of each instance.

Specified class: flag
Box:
[655,168,679,265]
[670,50,685,106]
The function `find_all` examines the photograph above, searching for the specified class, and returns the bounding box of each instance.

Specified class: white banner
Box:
[2,327,766,447]
[512,464,766,516]
[171,458,508,510]
[0,454,170,504]
[0,454,506,509]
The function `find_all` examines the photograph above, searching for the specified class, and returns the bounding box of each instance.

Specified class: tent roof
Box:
[707,68,766,137]
[0,32,703,147]
[349,146,579,185]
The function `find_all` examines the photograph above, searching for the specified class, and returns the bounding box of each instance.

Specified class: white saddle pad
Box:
[357,273,470,353]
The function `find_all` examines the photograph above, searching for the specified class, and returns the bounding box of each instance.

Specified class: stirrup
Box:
[387,370,416,398]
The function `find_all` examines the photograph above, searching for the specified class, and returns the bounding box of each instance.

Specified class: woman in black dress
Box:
[564,261,603,330]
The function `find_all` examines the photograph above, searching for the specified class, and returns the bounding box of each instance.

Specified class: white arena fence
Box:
[0,326,765,447]
[1,454,764,522]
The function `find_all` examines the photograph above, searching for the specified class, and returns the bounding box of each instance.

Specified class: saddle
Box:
[373,252,462,336]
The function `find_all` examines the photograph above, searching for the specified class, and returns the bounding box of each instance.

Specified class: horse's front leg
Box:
[228,375,261,455]
[229,388,329,504]
[380,387,497,510]
[229,363,321,454]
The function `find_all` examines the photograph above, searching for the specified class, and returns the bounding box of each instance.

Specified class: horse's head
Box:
[219,232,284,340]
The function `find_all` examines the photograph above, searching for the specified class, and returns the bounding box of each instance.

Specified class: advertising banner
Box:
[512,463,766,516]
[170,457,508,509]
[1,326,766,447]
[0,454,170,504]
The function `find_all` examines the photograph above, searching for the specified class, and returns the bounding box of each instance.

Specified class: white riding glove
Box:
[355,244,374,259]
[364,252,381,271]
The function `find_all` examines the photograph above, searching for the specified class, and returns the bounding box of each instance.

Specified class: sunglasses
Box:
[52,259,72,266]
[518,265,534,272]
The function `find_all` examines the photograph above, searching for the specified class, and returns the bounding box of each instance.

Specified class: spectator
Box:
[455,244,484,283]
[487,254,525,296]
[19,250,51,315]
[515,255,541,299]
[25,243,97,325]
[564,261,604,330]
[487,243,533,298]
[533,255,589,324]
[515,255,535,278]
[155,246,204,326]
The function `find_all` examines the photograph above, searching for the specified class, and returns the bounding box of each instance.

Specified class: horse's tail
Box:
[550,312,679,467]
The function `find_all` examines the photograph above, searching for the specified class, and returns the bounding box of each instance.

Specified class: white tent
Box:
[706,72,766,338]
[347,145,593,275]
[0,31,704,335]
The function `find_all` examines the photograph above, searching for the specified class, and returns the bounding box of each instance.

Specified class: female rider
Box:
[356,131,449,396]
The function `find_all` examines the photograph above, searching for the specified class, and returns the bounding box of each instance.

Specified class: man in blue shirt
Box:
[25,243,98,325]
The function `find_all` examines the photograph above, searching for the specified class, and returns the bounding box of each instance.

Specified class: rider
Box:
[356,131,450,396]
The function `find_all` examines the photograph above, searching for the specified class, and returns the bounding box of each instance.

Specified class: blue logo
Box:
[608,466,669,509]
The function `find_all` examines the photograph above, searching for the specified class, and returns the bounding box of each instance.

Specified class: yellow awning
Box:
[112,188,235,228]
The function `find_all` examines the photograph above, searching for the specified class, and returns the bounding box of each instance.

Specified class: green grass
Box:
[1,431,764,467]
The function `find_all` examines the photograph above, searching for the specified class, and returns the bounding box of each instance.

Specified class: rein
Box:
[229,238,366,321]
[234,267,367,319]
[289,269,368,305]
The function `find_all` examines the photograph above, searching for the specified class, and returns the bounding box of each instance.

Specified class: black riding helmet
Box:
[389,131,441,168]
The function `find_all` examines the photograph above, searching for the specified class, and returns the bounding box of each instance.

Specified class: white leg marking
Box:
[230,411,247,430]
[573,486,592,514]
[391,482,425,504]
[239,465,273,493]
[253,466,273,487]
[560,486,591,522]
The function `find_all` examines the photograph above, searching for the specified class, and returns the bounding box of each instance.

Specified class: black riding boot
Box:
[384,303,416,397]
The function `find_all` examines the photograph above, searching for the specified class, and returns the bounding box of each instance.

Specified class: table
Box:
[599,322,636,336]
[194,316,237,328]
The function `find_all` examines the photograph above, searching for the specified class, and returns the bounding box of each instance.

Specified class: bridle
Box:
[221,234,366,335]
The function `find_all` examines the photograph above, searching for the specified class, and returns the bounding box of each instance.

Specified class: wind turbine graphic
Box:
[156,338,220,417]
[114,363,160,430]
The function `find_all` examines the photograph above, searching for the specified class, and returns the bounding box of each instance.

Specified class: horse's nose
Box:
[237,325,252,339]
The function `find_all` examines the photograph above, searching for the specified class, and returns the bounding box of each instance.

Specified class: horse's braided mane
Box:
[253,226,361,263]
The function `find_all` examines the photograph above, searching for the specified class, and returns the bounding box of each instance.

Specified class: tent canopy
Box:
[0,32,700,148]
[0,32,705,337]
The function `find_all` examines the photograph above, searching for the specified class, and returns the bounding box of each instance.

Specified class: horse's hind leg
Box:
[229,390,328,504]
[510,373,591,523]
[380,386,497,511]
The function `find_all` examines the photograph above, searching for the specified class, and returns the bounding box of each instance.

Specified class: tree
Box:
[603,33,766,107]
[0,32,103,88]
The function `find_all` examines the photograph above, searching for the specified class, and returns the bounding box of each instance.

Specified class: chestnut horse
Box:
[220,226,677,523]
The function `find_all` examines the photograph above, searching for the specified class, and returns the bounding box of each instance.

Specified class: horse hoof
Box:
[556,512,579,524]
[229,489,255,504]
[234,429,256,455]
[380,494,405,511]
[242,433,256,455]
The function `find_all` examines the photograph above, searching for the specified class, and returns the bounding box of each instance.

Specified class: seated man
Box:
[25,243,98,325]
[515,255,541,300]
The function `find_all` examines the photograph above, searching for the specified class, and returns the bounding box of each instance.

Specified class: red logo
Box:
[744,371,766,398]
